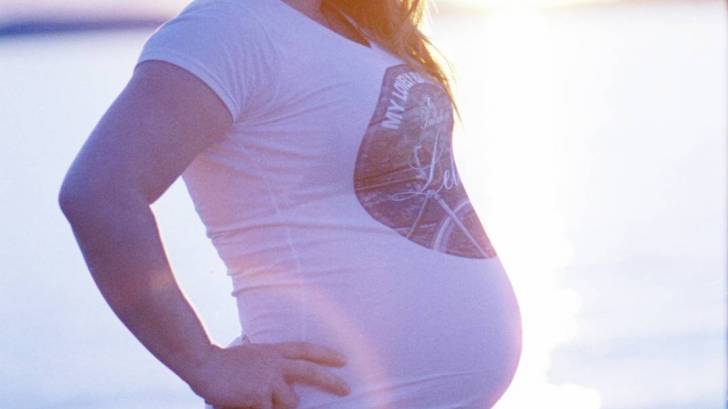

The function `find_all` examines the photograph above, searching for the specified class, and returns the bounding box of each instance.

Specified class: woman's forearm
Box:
[60,193,215,386]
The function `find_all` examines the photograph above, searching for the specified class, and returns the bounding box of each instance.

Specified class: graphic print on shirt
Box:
[353,64,497,259]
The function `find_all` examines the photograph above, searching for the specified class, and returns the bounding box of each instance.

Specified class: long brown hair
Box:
[330,0,462,126]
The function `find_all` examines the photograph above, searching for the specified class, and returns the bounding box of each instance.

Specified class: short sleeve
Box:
[135,0,274,123]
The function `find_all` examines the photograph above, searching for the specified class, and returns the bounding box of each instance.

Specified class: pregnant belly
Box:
[234,252,522,409]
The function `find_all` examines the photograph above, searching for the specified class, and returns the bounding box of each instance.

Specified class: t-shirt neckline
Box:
[271,0,384,56]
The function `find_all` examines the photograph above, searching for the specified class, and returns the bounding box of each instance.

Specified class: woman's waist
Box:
[234,286,522,409]
[235,263,522,370]
[231,243,519,332]
[223,230,506,292]
[210,214,502,279]
[221,324,520,409]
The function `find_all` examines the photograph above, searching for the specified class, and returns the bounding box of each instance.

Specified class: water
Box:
[1,1,725,408]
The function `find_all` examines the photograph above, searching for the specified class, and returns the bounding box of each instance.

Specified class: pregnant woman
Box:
[58,0,522,408]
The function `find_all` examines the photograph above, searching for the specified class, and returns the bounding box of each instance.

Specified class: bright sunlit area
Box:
[1,1,725,409]
[429,1,726,409]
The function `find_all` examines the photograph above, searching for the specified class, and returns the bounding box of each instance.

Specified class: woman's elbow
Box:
[58,170,85,219]
[57,172,124,221]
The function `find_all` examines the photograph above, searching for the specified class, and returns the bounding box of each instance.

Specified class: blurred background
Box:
[1,0,725,408]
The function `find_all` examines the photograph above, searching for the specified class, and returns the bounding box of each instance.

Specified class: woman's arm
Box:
[58,60,234,386]
[62,186,218,384]
[59,60,352,409]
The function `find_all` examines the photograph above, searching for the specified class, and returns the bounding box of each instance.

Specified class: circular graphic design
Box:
[353,64,497,259]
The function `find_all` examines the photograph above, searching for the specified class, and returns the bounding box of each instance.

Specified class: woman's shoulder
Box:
[150,0,272,48]
[138,0,283,122]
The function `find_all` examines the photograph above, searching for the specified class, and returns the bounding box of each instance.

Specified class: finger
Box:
[272,380,299,409]
[275,342,347,367]
[281,360,351,397]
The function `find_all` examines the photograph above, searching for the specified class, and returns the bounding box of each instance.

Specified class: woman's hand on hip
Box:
[188,341,351,409]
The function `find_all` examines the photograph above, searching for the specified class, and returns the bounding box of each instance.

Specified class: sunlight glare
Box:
[446,0,623,12]
[446,7,603,409]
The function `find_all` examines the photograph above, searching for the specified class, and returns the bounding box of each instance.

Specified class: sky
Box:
[0,0,624,21]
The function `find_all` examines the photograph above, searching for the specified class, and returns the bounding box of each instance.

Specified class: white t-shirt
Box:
[136,0,522,407]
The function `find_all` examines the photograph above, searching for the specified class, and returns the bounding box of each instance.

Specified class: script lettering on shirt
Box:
[371,69,461,201]
[382,71,427,130]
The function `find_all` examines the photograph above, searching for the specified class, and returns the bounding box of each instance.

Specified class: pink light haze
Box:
[0,0,183,21]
